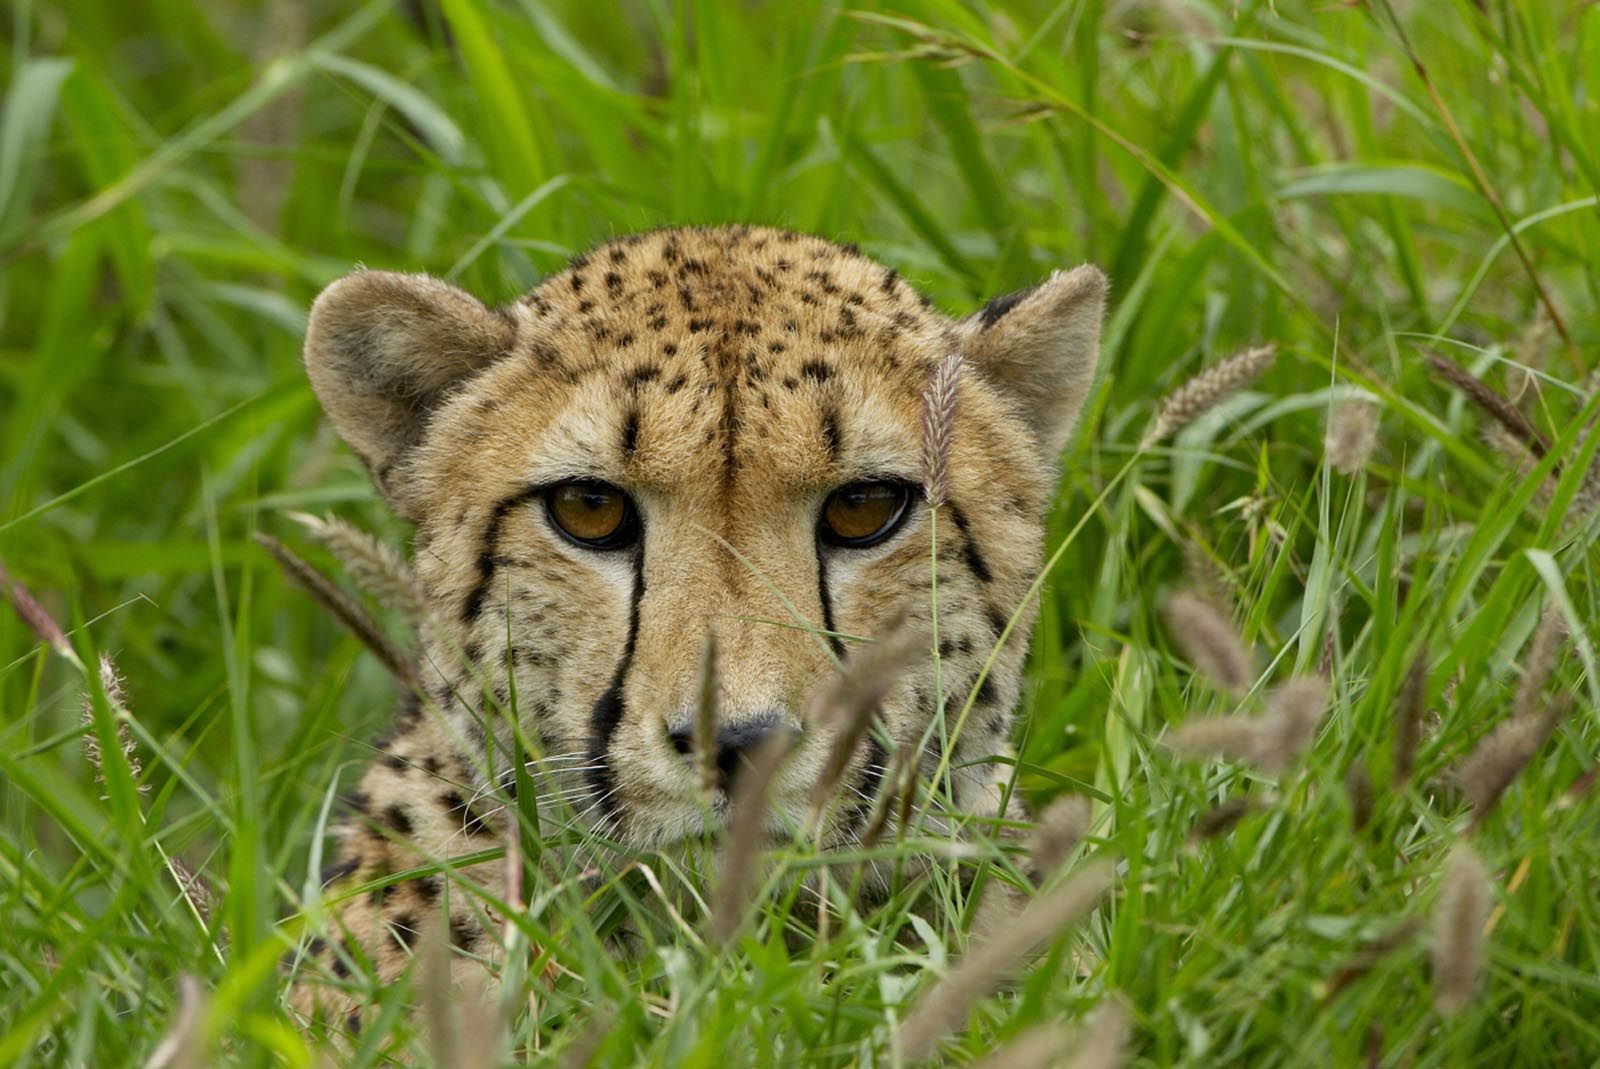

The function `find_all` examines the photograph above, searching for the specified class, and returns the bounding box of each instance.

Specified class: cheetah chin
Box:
[288,225,1105,1030]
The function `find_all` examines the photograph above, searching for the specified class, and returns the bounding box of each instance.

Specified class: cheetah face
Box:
[305,227,1103,851]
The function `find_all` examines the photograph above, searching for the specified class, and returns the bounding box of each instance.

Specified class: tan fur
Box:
[288,226,1105,1032]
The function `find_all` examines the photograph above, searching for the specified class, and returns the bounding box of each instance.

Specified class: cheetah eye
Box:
[545,480,639,550]
[819,480,913,548]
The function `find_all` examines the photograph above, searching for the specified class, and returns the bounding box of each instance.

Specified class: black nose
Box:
[667,713,788,792]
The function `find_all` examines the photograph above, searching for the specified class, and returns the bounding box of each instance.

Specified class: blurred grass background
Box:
[3,0,1599,1065]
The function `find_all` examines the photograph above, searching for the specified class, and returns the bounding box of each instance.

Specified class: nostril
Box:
[666,725,693,756]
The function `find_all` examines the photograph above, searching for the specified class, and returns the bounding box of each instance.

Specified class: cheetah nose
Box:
[666,712,790,793]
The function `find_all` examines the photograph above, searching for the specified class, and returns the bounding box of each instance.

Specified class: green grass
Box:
[4,0,1600,1064]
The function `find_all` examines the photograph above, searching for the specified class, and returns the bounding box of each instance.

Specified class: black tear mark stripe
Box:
[815,534,845,658]
[947,506,992,583]
[584,543,646,824]
[463,486,542,621]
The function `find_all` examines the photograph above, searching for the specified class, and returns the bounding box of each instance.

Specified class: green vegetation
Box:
[3,1,1598,1064]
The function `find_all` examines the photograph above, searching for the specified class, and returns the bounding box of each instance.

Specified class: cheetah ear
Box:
[961,265,1107,461]
[304,271,515,520]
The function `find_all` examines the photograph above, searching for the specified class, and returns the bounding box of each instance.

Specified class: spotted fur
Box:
[288,226,1105,1028]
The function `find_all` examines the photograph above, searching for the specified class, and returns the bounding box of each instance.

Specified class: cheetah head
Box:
[304,227,1104,851]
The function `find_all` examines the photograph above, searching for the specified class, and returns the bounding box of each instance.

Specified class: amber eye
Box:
[545,481,638,550]
[820,481,913,548]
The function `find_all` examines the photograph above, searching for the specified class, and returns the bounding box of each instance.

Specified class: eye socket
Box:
[545,481,639,550]
[820,481,913,548]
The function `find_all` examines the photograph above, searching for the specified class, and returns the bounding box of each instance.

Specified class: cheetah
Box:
[288,226,1105,1031]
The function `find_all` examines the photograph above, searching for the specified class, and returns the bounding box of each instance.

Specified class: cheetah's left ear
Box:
[961,265,1107,461]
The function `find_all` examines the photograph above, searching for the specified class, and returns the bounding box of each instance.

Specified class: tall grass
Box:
[2,1,1598,1065]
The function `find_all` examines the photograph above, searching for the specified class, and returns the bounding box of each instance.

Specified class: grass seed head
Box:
[1514,605,1567,721]
[254,532,417,687]
[896,859,1114,1062]
[920,352,964,507]
[0,559,73,659]
[806,618,928,825]
[695,631,720,797]
[1259,676,1327,772]
[289,511,428,622]
[1028,794,1090,874]
[1393,646,1429,784]
[1189,796,1255,842]
[1456,710,1561,823]
[1431,845,1491,1015]
[1325,399,1378,475]
[144,974,208,1069]
[713,730,794,943]
[972,1024,1070,1069]
[1140,345,1275,449]
[1161,591,1254,697]
[1425,351,1549,457]
[82,653,146,795]
[1063,998,1131,1069]
[1345,760,1374,832]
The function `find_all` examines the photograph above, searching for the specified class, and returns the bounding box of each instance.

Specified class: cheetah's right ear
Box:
[304,271,515,520]
[961,264,1107,463]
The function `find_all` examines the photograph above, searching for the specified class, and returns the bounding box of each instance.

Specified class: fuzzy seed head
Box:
[920,353,964,507]
[1456,711,1560,822]
[713,730,794,943]
[1325,399,1379,475]
[1162,591,1254,697]
[290,511,428,622]
[0,560,73,660]
[1028,794,1090,874]
[1514,605,1567,722]
[1189,797,1255,842]
[1141,345,1276,449]
[896,860,1114,1061]
[1393,647,1429,783]
[82,653,147,795]
[1431,845,1491,1015]
[1345,760,1374,832]
[694,632,720,797]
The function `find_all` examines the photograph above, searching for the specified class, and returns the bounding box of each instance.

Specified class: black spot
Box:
[881,266,901,292]
[975,675,998,706]
[605,271,623,293]
[422,755,444,775]
[986,606,1009,639]
[767,340,786,353]
[650,315,668,330]
[380,751,408,772]
[688,317,713,333]
[571,273,585,293]
[782,376,799,390]
[609,246,628,264]
[392,911,418,941]
[978,286,1033,327]
[733,319,760,335]
[627,365,661,387]
[321,856,359,887]
[383,803,414,837]
[450,914,481,951]
[441,790,494,837]
[801,360,833,383]
[821,409,841,460]
[346,1011,362,1036]
[948,507,993,583]
[339,790,371,814]
[616,332,635,348]
[666,374,688,393]
[663,342,678,356]
[647,269,668,287]
[621,409,639,455]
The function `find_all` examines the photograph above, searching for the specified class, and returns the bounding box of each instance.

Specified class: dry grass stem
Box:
[1425,351,1550,457]
[1431,845,1491,1015]
[419,920,501,1069]
[1513,606,1567,721]
[806,620,928,826]
[143,974,208,1069]
[1140,345,1275,448]
[921,352,963,506]
[694,632,720,797]
[896,859,1114,1061]
[290,511,428,622]
[712,732,793,943]
[1326,400,1378,475]
[1161,591,1254,697]
[1393,647,1429,784]
[1028,794,1090,874]
[255,532,417,687]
